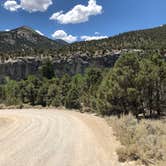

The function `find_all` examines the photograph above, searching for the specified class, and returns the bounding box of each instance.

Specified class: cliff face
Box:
[0,58,41,82]
[0,54,120,82]
[53,54,120,76]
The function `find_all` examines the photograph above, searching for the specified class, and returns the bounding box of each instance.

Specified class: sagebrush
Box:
[108,114,166,165]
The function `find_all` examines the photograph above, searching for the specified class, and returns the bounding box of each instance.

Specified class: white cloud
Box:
[52,30,77,43]
[5,29,10,31]
[81,31,108,41]
[81,35,108,41]
[50,0,103,24]
[4,0,21,12]
[4,0,53,12]
[95,32,100,35]
[35,30,44,36]
[20,0,53,12]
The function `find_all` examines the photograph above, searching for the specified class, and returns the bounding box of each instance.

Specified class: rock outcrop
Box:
[0,54,120,82]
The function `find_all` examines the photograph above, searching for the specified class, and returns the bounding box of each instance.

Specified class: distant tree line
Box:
[0,53,165,118]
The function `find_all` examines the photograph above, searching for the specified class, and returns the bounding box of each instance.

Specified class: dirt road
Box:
[0,109,122,166]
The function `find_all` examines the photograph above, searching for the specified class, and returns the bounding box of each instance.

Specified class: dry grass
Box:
[107,114,166,166]
[0,104,45,109]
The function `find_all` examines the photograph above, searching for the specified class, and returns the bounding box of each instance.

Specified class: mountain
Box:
[0,25,165,56]
[66,25,166,53]
[0,25,165,82]
[55,39,68,45]
[0,26,67,53]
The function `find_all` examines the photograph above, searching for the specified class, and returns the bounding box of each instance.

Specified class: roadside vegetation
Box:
[0,53,165,165]
[108,114,166,165]
[0,53,165,118]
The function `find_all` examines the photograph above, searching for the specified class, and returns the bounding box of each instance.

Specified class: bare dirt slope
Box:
[0,109,123,166]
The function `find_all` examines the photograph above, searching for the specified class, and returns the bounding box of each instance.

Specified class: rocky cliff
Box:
[0,54,120,82]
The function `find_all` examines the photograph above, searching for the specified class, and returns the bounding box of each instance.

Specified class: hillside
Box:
[1,25,166,54]
[0,26,66,53]
[63,25,166,53]
[0,25,166,61]
[77,25,166,50]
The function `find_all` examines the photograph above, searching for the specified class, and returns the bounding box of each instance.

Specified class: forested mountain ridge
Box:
[0,25,166,58]
[64,25,166,54]
[35,24,166,60]
[0,26,67,53]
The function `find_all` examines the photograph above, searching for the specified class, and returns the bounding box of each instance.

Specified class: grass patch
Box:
[107,114,166,165]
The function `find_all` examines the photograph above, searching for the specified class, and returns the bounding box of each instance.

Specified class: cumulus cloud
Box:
[50,0,103,24]
[35,30,44,36]
[52,30,77,43]
[20,0,53,12]
[4,0,53,12]
[81,35,108,41]
[4,0,21,12]
[5,29,10,31]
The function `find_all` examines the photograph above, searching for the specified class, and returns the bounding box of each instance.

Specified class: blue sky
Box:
[0,0,166,42]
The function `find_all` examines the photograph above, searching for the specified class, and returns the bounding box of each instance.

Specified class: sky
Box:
[0,0,166,43]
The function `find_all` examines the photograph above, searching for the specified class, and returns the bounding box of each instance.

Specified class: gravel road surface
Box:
[0,109,122,166]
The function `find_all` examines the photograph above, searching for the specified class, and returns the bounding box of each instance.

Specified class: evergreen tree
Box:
[65,87,81,109]
[39,60,55,79]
